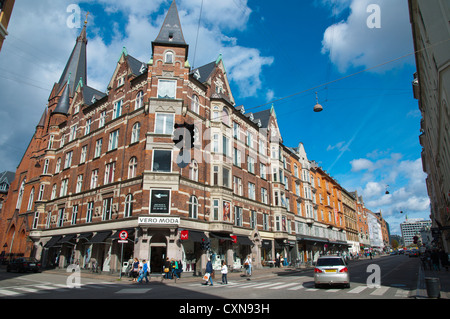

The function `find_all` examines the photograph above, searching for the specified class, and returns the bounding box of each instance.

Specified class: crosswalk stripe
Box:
[0,289,22,296]
[326,289,340,293]
[237,282,270,289]
[254,282,284,289]
[15,287,39,293]
[395,289,410,298]
[269,282,301,290]
[33,285,60,290]
[370,286,390,296]
[348,286,367,294]
[287,284,304,291]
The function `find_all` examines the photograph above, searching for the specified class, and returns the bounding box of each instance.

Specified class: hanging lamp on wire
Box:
[313,92,323,112]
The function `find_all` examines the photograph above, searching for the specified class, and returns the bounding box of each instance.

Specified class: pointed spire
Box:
[56,21,88,97]
[52,81,71,115]
[153,0,187,46]
[37,107,48,127]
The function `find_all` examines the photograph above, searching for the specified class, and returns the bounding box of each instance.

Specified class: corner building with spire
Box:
[0,1,351,274]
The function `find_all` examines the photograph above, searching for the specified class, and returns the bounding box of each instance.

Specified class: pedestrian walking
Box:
[136,266,144,283]
[221,260,228,284]
[132,257,139,282]
[202,258,214,286]
[163,257,171,279]
[244,255,252,278]
[139,259,150,283]
[177,259,183,278]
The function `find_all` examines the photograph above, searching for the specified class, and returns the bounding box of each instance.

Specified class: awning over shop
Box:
[57,234,77,244]
[78,233,93,241]
[210,232,233,241]
[261,239,272,249]
[87,231,112,244]
[180,230,208,242]
[44,235,63,248]
[109,229,135,240]
[296,236,329,244]
[235,235,253,246]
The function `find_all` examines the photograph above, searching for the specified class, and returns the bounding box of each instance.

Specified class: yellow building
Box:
[0,0,15,51]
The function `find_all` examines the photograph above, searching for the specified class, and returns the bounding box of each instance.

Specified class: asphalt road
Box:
[0,255,420,300]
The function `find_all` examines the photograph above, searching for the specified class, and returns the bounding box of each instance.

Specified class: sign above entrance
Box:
[138,216,180,225]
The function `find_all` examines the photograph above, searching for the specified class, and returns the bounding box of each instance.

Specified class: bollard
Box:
[425,277,441,298]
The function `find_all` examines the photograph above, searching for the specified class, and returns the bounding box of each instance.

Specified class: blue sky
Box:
[0,0,428,235]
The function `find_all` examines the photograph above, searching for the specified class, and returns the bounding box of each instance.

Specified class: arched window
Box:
[189,160,198,182]
[124,194,133,218]
[131,122,141,144]
[128,157,138,179]
[189,195,198,219]
[222,108,229,125]
[191,94,199,113]
[135,91,144,110]
[16,178,26,210]
[165,51,174,64]
[27,187,35,211]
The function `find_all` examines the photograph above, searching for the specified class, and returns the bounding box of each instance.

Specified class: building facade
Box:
[409,0,450,252]
[0,0,14,51]
[0,1,396,273]
[400,218,432,247]
[0,1,351,273]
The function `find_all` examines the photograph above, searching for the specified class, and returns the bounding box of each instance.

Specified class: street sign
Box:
[119,230,128,241]
[118,240,128,244]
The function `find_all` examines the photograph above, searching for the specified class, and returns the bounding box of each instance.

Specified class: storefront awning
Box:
[78,232,93,241]
[44,235,63,248]
[87,231,112,244]
[236,235,253,246]
[210,232,233,241]
[57,234,77,244]
[297,236,329,243]
[180,230,208,243]
[109,229,135,240]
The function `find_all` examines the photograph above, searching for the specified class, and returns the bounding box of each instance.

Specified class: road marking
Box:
[237,282,272,289]
[287,284,304,291]
[370,286,390,296]
[269,282,301,290]
[326,289,340,293]
[254,282,284,289]
[15,287,39,293]
[0,289,22,296]
[348,286,367,294]
[33,285,61,290]
[306,288,318,292]
[395,289,410,298]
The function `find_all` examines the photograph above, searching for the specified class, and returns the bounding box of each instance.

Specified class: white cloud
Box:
[0,0,273,171]
[345,152,429,234]
[320,0,414,73]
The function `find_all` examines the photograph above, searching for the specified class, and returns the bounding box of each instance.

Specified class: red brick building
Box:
[0,1,357,273]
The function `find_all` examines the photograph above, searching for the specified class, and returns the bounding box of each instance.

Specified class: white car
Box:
[314,255,350,288]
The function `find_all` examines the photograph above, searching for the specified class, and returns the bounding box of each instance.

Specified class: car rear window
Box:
[316,258,345,266]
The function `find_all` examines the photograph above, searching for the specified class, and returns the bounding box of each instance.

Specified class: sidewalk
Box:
[415,264,449,299]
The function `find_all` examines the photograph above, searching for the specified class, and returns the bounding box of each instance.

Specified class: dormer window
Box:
[117,76,125,87]
[168,32,174,41]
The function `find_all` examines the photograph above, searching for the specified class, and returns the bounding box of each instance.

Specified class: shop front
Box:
[179,229,208,275]
[296,236,328,264]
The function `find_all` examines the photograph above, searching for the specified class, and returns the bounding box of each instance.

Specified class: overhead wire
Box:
[246,37,450,112]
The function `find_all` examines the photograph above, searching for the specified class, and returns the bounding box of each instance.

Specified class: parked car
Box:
[314,255,350,288]
[409,250,419,257]
[6,257,41,273]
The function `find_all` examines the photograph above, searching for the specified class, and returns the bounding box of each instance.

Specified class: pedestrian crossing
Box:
[187,277,413,298]
[0,281,116,297]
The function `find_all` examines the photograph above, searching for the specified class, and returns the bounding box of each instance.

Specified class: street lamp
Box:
[313,92,323,112]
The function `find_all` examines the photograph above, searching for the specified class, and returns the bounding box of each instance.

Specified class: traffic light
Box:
[413,236,419,244]
[173,122,195,168]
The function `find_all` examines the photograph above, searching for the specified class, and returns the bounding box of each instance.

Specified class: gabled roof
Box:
[153,0,187,47]
[190,61,216,84]
[56,25,87,97]
[82,86,106,106]
[252,108,272,128]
